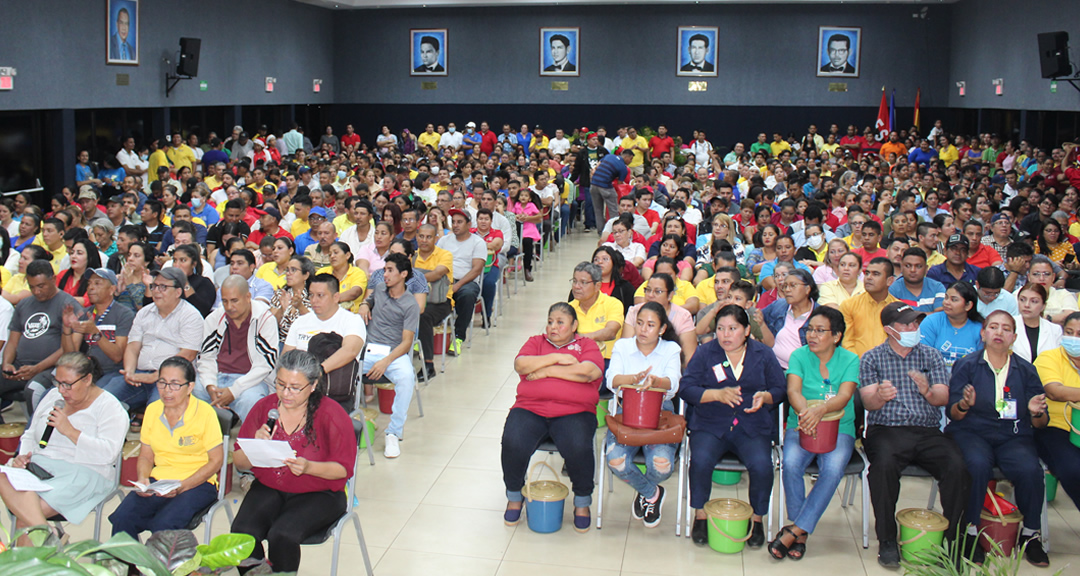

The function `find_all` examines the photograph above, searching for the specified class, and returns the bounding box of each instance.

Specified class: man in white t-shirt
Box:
[436,210,486,356]
[688,132,714,169]
[548,129,571,157]
[283,274,366,375]
[439,123,464,151]
[116,136,148,178]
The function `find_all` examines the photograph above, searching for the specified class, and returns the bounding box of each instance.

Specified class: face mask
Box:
[448,127,456,133]
[913,194,922,205]
[191,198,202,209]
[890,326,921,348]
[1063,336,1080,357]
[807,234,824,249]
[140,154,149,161]
[337,171,347,180]
[467,128,474,134]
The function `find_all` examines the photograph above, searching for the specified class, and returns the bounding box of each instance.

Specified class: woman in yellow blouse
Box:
[317,241,367,312]
[256,237,295,290]
[1034,220,1077,269]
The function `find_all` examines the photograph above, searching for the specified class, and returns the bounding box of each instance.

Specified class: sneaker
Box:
[447,338,463,357]
[1022,533,1049,567]
[641,486,666,528]
[877,539,900,568]
[384,434,401,458]
[631,493,646,520]
[416,364,437,381]
[0,399,13,412]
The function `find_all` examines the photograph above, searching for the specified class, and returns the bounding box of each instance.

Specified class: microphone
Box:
[39,400,66,448]
[265,409,280,433]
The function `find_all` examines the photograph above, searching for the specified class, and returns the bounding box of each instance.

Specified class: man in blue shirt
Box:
[907,139,938,168]
[201,137,229,174]
[293,207,327,255]
[890,247,946,312]
[927,235,979,288]
[461,122,482,156]
[589,149,633,236]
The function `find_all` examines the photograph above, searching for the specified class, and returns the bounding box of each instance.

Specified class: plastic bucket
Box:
[596,399,609,427]
[433,326,451,355]
[799,401,844,454]
[1065,402,1080,448]
[704,498,753,554]
[896,508,948,564]
[523,461,568,534]
[979,488,1022,555]
[712,470,742,485]
[621,387,664,429]
[119,440,142,486]
[1046,473,1058,503]
[375,383,395,415]
[0,423,25,465]
[353,408,379,449]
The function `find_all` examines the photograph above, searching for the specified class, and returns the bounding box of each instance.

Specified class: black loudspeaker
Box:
[177,38,201,77]
[1037,32,1071,79]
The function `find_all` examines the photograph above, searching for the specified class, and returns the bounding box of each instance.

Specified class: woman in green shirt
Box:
[770,306,860,561]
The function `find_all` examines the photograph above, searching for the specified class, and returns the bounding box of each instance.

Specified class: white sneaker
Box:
[384,434,401,458]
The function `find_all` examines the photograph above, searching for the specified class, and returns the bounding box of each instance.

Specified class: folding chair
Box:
[300,464,374,576]
[360,337,425,421]
[8,452,124,542]
[189,407,237,542]
[595,394,685,535]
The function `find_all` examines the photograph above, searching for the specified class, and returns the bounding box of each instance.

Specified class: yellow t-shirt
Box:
[570,292,624,359]
[148,150,169,182]
[1034,347,1080,433]
[418,132,441,150]
[166,145,196,172]
[291,218,311,238]
[256,262,287,290]
[696,276,718,306]
[818,280,865,309]
[3,272,25,295]
[317,265,368,313]
[204,175,223,191]
[415,247,455,301]
[634,278,697,307]
[530,135,549,152]
[770,141,792,158]
[332,213,354,234]
[621,136,649,167]
[840,292,899,357]
[141,398,223,485]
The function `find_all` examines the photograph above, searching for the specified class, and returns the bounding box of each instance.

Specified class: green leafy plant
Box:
[899,531,1066,576]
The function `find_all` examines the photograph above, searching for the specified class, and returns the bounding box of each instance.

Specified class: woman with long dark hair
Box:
[592,245,635,312]
[56,238,102,305]
[1034,219,1077,268]
[919,282,984,371]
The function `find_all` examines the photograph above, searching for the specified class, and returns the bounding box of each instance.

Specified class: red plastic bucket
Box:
[799,401,844,454]
[433,327,451,355]
[979,488,1022,555]
[376,383,395,414]
[0,423,24,465]
[621,387,664,429]
[120,440,142,486]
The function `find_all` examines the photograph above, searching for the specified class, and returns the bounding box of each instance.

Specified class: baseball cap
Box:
[465,122,476,128]
[78,186,97,200]
[880,302,927,327]
[298,166,311,174]
[448,208,470,222]
[90,268,118,286]
[580,126,589,134]
[990,213,1010,224]
[945,234,969,250]
[309,206,328,219]
[261,206,282,220]
[150,267,187,287]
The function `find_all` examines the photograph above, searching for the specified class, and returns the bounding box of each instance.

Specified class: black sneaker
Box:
[1023,533,1049,567]
[641,486,666,528]
[631,492,646,520]
[877,539,900,568]
[416,365,437,381]
[691,518,708,544]
[746,520,765,548]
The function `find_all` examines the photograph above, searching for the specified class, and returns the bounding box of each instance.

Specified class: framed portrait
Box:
[539,28,580,77]
[676,26,718,77]
[106,0,139,65]
[816,26,861,78]
[411,29,447,76]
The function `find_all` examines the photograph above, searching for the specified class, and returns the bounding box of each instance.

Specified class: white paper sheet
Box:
[236,439,295,468]
[129,479,182,495]
[0,465,54,492]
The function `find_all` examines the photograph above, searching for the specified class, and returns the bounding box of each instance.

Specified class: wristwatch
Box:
[89,333,102,343]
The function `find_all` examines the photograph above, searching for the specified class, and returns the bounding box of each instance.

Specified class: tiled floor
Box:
[6,230,1080,575]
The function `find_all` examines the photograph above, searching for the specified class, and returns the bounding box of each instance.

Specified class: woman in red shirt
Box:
[501,303,604,533]
[56,238,101,307]
[472,208,503,328]
[231,350,356,574]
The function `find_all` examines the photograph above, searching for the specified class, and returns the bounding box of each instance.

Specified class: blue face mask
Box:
[191,198,202,209]
[1063,336,1080,357]
[337,171,347,180]
[891,326,921,348]
[448,127,456,134]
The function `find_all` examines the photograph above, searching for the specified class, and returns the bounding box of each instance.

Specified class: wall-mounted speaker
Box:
[178,38,201,77]
[1037,32,1071,79]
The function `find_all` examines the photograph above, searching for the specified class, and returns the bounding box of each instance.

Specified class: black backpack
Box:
[307,332,359,410]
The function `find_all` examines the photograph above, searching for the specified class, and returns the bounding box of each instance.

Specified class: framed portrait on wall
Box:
[676,26,718,77]
[411,29,447,76]
[106,0,139,65]
[816,26,861,78]
[539,28,580,76]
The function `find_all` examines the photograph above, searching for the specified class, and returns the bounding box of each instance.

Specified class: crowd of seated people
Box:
[0,119,1075,571]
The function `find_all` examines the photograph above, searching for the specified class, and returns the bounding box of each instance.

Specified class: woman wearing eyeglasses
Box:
[231,350,356,574]
[0,353,126,547]
[759,269,820,370]
[109,356,223,539]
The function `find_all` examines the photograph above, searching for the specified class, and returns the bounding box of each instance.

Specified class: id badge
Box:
[997,398,1018,420]
[712,363,728,383]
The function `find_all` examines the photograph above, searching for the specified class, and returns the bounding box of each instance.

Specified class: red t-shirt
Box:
[470,227,503,268]
[341,133,362,149]
[637,208,660,232]
[480,131,499,155]
[238,394,357,494]
[512,334,603,418]
[648,136,675,158]
[839,135,868,159]
[852,246,888,270]
[247,225,294,248]
[967,244,1003,269]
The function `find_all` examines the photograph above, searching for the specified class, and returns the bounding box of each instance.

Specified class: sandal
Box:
[768,525,796,560]
[788,531,807,561]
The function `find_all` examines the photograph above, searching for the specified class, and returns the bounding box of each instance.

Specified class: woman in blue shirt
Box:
[773,306,860,560]
[919,282,984,370]
[681,304,786,548]
[604,302,682,528]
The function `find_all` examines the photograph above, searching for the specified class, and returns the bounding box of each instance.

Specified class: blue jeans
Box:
[193,373,270,422]
[603,399,677,497]
[782,428,855,533]
[109,481,218,539]
[950,429,1044,530]
[362,346,416,439]
[501,408,596,507]
[452,281,481,341]
[1035,426,1080,509]
[101,369,159,410]
[480,267,500,324]
[559,204,571,237]
[688,427,773,515]
[576,186,595,229]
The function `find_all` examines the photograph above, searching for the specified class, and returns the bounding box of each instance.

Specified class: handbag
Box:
[605,410,686,447]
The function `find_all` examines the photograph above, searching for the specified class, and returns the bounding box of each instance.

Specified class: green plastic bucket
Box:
[896,508,948,564]
[1047,472,1058,502]
[712,470,742,485]
[1066,402,1080,448]
[636,463,647,474]
[353,408,378,449]
[596,399,609,427]
[704,498,753,554]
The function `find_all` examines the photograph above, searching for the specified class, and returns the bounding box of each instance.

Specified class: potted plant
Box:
[899,532,1065,576]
